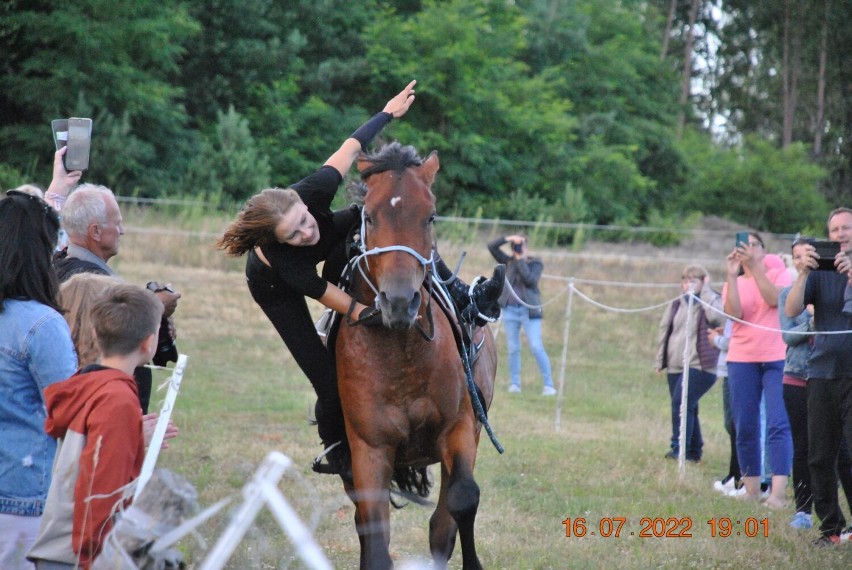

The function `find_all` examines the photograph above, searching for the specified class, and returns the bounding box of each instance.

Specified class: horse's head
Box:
[356,143,439,330]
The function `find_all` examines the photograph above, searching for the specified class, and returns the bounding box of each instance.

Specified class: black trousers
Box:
[808,377,852,536]
[784,382,812,513]
[246,249,349,446]
[722,376,741,480]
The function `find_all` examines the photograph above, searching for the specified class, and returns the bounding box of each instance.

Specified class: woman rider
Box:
[217,81,504,477]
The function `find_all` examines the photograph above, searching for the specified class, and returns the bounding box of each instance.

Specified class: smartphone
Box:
[807,239,841,271]
[51,119,68,150]
[64,117,92,171]
[735,231,750,248]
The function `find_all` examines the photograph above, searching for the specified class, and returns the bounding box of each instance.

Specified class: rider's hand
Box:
[383,80,417,119]
[358,305,384,327]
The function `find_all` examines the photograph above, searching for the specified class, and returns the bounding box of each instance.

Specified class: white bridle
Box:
[351,205,436,299]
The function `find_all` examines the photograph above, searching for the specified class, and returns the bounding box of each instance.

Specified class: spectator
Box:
[28,283,164,568]
[217,81,505,479]
[54,184,123,278]
[0,190,77,570]
[59,273,123,367]
[12,184,44,199]
[785,208,852,545]
[43,147,83,213]
[778,239,815,528]
[654,265,724,462]
[58,273,179,451]
[710,319,743,494]
[54,183,181,413]
[487,234,556,396]
[723,232,793,507]
[44,146,84,252]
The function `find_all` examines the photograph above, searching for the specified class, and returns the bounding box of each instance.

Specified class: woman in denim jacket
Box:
[0,191,77,569]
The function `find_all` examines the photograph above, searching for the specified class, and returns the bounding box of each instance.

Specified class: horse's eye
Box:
[428,214,436,224]
[364,213,373,225]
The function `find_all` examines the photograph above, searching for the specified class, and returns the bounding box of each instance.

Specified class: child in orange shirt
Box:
[28,284,163,569]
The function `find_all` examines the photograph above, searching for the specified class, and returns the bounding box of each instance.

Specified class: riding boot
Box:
[443,263,506,327]
[467,264,506,326]
[312,398,353,483]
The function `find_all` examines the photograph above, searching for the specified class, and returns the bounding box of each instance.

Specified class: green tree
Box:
[183,106,270,203]
[520,0,686,222]
[0,0,198,193]
[676,130,827,232]
[705,0,849,206]
[362,0,576,217]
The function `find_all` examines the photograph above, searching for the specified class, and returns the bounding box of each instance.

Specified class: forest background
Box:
[1,0,849,237]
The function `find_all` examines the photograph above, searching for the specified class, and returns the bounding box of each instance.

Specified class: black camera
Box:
[803,239,841,271]
[146,282,179,365]
[513,242,524,254]
[153,318,178,366]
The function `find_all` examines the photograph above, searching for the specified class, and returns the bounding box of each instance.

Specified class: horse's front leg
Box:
[429,462,457,567]
[349,438,395,570]
[431,419,483,570]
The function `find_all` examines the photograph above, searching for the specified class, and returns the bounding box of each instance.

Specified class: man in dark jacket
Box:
[54,184,181,413]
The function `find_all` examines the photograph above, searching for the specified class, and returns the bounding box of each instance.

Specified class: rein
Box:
[431,276,505,454]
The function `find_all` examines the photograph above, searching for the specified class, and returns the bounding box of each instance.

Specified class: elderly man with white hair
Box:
[51,175,181,414]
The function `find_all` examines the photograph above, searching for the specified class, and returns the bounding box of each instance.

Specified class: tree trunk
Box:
[790,0,802,146]
[660,0,678,61]
[781,0,802,148]
[813,0,829,157]
[677,0,701,138]
[781,0,790,146]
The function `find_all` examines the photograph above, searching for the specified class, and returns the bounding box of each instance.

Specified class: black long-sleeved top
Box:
[247,166,358,299]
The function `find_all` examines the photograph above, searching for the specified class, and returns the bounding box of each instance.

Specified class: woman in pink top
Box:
[723,232,793,507]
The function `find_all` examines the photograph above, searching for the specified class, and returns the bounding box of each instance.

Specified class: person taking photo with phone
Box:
[784,208,852,546]
[487,234,555,396]
[52,182,182,414]
[723,231,793,508]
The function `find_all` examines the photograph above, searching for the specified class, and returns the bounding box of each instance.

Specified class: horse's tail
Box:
[389,466,433,508]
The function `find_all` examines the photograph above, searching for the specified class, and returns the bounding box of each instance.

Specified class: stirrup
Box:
[315,308,334,339]
[311,441,342,474]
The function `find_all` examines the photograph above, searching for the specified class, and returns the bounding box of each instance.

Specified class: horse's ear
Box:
[419,151,440,187]
[356,154,372,174]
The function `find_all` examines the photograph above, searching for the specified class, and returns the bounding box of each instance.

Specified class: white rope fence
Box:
[504,274,852,482]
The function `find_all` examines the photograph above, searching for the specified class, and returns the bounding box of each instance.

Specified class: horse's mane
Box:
[348,142,423,204]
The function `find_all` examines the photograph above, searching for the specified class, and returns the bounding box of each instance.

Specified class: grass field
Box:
[112,207,852,569]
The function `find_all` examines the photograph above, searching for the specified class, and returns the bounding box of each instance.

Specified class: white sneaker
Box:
[542,386,557,396]
[508,384,521,393]
[713,476,739,494]
[724,486,747,498]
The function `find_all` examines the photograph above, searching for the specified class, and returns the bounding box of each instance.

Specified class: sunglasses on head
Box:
[5,189,53,216]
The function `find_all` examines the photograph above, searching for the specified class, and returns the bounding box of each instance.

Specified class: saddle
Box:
[316,228,489,415]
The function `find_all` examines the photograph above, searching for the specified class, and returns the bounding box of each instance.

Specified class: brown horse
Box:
[335,142,497,569]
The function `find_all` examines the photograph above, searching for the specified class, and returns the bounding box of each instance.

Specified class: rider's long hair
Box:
[217,188,302,256]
